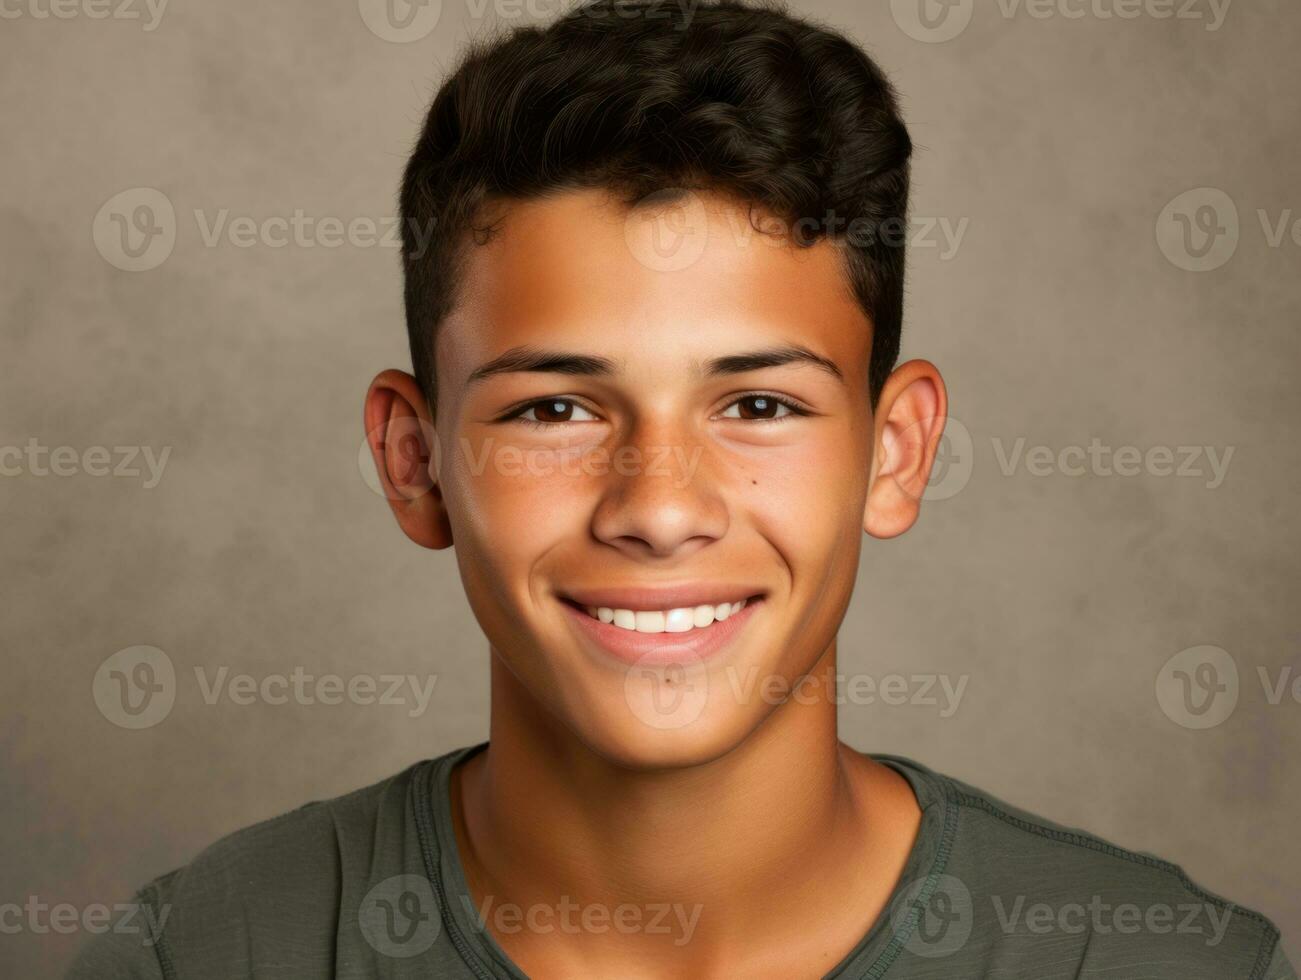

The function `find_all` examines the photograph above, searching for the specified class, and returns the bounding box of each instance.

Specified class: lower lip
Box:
[561,599,762,667]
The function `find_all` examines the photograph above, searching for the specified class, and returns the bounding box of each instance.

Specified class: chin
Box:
[560,680,776,773]
[484,591,835,772]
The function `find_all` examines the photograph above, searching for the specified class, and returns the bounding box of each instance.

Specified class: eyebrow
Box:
[466,342,844,385]
[706,345,844,382]
[467,345,618,385]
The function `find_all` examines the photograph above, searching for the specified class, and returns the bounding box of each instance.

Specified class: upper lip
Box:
[559,584,765,610]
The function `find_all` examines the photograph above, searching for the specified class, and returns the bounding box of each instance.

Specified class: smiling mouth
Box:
[571,599,751,634]
[558,590,764,664]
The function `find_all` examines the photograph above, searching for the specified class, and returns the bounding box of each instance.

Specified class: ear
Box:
[864,359,949,540]
[363,369,453,550]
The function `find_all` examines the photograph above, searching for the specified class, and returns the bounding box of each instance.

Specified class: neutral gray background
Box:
[2,0,1298,975]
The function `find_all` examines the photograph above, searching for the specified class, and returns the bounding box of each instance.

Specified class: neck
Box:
[451,641,911,969]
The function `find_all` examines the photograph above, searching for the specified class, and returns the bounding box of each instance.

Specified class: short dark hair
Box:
[399,0,912,409]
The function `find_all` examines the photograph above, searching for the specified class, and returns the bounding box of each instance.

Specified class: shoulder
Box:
[885,756,1292,979]
[66,754,445,980]
[154,754,430,909]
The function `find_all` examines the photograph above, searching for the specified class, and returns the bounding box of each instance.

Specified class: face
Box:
[366,188,946,769]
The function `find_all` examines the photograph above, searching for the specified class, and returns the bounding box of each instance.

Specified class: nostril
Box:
[589,479,729,558]
[607,533,717,560]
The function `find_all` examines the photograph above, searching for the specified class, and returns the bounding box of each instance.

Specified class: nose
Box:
[590,427,728,560]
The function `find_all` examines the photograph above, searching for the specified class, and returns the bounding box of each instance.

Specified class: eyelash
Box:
[497,392,812,428]
[496,398,600,429]
[716,391,811,422]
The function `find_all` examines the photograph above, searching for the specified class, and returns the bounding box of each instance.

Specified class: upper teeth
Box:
[585,601,748,633]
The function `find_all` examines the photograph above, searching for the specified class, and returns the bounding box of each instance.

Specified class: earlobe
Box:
[363,369,454,550]
[863,360,948,540]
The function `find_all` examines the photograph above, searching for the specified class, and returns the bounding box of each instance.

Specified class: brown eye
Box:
[740,396,777,419]
[516,399,597,424]
[724,395,794,420]
[534,400,574,423]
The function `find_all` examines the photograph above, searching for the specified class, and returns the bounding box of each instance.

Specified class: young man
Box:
[72,1,1292,977]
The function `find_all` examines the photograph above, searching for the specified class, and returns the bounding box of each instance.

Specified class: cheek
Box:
[443,439,598,576]
[442,422,869,593]
[724,427,870,546]
[726,431,868,655]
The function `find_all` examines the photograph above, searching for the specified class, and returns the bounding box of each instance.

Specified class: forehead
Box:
[436,188,872,385]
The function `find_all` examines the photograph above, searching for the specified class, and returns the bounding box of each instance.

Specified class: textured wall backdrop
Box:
[2,0,1298,974]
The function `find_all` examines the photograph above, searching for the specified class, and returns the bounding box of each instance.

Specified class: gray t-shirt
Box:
[68,742,1295,978]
